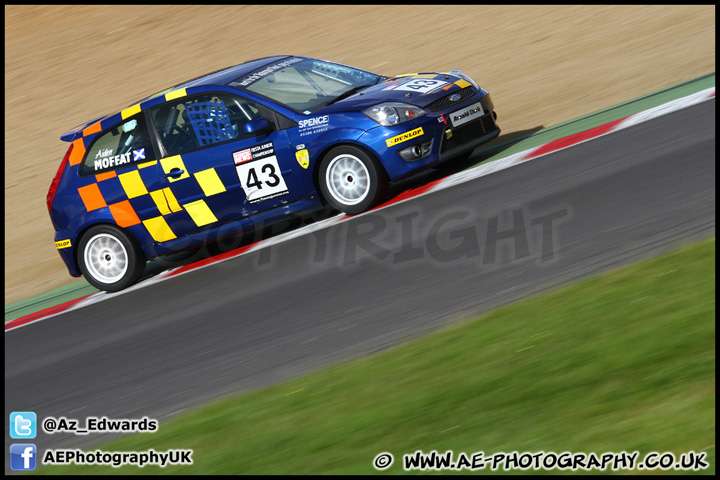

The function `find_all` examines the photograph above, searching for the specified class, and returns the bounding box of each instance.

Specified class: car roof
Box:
[61,55,294,142]
[140,55,293,100]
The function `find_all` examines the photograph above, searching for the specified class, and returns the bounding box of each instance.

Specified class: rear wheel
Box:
[78,224,146,292]
[318,146,388,215]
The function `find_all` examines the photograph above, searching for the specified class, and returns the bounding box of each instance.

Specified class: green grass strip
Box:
[35,237,715,475]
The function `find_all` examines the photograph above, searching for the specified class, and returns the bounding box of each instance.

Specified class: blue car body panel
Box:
[48,56,500,280]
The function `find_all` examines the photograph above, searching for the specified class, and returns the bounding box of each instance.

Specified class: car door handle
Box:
[164,168,185,178]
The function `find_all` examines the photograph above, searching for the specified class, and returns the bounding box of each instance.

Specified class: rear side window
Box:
[80,114,156,176]
[150,94,269,156]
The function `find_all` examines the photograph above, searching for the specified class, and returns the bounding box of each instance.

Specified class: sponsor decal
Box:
[298,115,330,137]
[233,148,253,165]
[55,239,72,249]
[234,142,290,204]
[92,147,149,172]
[386,127,424,147]
[95,148,113,159]
[295,149,310,169]
[94,152,133,171]
[450,101,485,127]
[395,78,449,94]
[235,57,303,87]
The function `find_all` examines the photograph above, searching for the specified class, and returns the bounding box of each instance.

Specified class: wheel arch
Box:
[72,221,145,275]
[312,142,388,206]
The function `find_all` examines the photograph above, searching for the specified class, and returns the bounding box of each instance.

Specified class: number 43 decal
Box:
[246,163,281,189]
[236,156,289,204]
[396,78,449,94]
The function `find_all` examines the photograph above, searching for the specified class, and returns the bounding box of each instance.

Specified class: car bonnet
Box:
[323,73,478,112]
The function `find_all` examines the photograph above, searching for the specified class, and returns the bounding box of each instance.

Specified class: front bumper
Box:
[438,111,500,162]
[358,90,500,181]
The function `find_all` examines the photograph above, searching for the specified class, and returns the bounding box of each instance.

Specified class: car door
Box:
[78,112,166,234]
[148,92,303,240]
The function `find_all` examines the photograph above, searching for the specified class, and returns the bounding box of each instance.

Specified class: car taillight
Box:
[47,143,73,212]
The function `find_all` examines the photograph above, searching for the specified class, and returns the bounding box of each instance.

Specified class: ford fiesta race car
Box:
[47,55,500,291]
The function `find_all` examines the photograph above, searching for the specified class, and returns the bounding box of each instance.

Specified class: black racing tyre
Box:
[77,224,146,292]
[318,145,388,215]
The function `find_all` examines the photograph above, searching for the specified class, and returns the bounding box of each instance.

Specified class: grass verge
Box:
[36,238,715,474]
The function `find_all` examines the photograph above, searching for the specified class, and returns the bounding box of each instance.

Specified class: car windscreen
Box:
[232,58,380,113]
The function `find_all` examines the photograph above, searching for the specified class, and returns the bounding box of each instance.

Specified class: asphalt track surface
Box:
[5,101,715,461]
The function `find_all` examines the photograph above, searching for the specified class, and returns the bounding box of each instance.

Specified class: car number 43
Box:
[236,156,289,204]
[396,78,449,94]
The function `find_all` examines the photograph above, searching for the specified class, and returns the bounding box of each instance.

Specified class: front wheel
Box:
[318,146,388,215]
[78,224,146,292]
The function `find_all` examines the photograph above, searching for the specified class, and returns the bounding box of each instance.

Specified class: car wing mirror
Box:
[245,117,273,136]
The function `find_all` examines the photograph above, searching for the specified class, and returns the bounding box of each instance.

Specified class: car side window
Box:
[80,114,156,176]
[151,94,270,157]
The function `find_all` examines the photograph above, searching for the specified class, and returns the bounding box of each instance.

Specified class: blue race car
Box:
[47,55,500,291]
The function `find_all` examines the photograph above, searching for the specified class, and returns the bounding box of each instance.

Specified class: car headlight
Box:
[362,103,427,126]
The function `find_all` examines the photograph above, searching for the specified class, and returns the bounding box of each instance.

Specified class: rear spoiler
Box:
[60,114,110,142]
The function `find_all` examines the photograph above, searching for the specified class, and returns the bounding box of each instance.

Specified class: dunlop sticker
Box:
[55,239,72,249]
[386,127,424,147]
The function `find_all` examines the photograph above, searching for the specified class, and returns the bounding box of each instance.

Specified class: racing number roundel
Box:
[233,142,289,204]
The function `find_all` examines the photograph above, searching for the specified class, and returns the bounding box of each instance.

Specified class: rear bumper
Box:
[54,230,81,277]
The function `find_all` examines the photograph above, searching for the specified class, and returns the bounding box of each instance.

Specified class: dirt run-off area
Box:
[4,5,715,304]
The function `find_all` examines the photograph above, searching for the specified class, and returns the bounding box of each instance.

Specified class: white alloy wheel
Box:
[78,224,146,292]
[319,145,388,215]
[83,233,129,285]
[325,153,371,206]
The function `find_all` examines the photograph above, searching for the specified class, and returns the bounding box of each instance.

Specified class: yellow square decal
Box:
[118,170,149,199]
[121,104,142,119]
[55,239,72,249]
[142,216,177,242]
[454,79,472,89]
[165,88,187,101]
[160,155,190,182]
[194,168,227,197]
[164,188,183,212]
[149,190,171,215]
[183,199,217,227]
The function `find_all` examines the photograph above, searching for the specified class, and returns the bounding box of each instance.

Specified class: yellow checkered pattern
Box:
[81,154,227,243]
[72,86,233,244]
